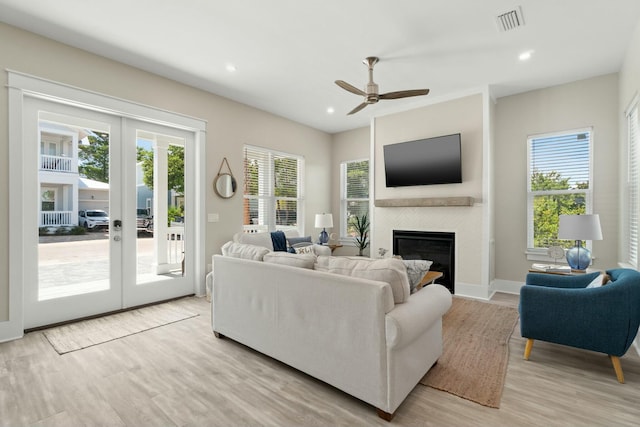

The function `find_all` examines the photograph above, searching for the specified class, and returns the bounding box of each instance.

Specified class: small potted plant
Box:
[350,213,370,256]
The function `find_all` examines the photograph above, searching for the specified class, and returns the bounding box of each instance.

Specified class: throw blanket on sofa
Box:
[270,231,288,252]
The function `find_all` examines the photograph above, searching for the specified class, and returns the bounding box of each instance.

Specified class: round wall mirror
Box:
[214,173,237,198]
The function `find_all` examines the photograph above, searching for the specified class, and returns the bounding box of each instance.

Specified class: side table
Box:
[415,271,443,291]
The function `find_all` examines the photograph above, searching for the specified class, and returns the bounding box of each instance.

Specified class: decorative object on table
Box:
[314,213,333,244]
[558,214,603,270]
[378,248,388,258]
[547,245,565,264]
[213,157,237,199]
[530,263,572,274]
[350,213,370,256]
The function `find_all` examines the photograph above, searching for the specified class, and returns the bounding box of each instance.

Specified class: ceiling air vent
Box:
[496,6,525,32]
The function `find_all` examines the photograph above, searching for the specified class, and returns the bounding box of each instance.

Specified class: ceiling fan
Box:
[335,56,430,115]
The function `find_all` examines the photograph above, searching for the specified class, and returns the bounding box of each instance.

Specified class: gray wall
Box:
[494,73,620,282]
[330,126,370,256]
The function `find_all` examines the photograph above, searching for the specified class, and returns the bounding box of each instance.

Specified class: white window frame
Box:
[625,95,640,269]
[526,128,594,259]
[340,158,369,243]
[243,145,305,234]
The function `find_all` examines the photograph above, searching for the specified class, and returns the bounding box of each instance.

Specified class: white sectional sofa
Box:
[211,236,451,421]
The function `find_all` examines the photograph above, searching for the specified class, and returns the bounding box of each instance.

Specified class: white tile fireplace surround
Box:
[373,205,486,298]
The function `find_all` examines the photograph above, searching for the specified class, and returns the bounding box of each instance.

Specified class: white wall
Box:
[494,74,619,284]
[0,22,332,325]
[372,94,487,296]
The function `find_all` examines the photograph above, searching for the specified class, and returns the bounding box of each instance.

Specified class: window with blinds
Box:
[627,102,639,268]
[340,159,369,238]
[527,129,593,250]
[243,146,304,233]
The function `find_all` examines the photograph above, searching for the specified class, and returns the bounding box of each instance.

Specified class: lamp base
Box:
[566,243,592,270]
[318,229,328,245]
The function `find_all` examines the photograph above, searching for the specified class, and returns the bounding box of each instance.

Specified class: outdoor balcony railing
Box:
[41,154,72,172]
[41,211,73,227]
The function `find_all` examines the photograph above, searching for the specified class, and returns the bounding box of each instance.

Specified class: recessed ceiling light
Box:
[225,64,237,72]
[519,50,534,61]
[326,107,335,114]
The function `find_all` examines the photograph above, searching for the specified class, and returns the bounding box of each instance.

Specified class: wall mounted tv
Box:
[383,133,462,187]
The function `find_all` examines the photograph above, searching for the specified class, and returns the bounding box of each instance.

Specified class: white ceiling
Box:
[1,0,640,134]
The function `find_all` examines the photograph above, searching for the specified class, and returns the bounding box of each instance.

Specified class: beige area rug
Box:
[43,303,198,354]
[419,297,519,408]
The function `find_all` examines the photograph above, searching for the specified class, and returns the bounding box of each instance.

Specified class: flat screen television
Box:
[383,133,462,187]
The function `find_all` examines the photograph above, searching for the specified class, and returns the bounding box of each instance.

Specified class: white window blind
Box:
[527,129,592,250]
[243,146,303,233]
[340,159,369,238]
[627,103,639,267]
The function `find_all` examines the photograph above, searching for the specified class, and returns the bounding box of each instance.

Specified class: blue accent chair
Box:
[519,268,640,383]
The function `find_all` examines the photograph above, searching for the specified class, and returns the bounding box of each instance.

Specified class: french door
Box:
[23,97,197,329]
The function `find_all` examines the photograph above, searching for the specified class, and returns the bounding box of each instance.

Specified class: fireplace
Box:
[393,230,455,293]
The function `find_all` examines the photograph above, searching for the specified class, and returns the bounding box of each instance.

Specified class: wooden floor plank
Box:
[1,294,639,426]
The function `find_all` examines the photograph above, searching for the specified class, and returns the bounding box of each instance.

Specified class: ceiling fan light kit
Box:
[335,56,430,115]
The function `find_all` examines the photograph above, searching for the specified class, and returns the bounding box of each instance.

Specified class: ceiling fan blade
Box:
[347,102,368,115]
[335,80,366,96]
[379,89,430,100]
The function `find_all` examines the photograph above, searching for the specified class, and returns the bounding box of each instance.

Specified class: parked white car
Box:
[78,209,109,230]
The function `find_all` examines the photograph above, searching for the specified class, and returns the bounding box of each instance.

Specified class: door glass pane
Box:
[38,119,111,300]
[136,131,186,284]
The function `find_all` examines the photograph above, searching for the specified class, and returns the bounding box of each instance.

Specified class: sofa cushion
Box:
[315,256,411,304]
[263,252,316,269]
[234,230,301,251]
[221,241,270,261]
[287,236,313,247]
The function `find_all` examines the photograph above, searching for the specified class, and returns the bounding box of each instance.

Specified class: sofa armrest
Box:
[313,244,331,256]
[525,271,600,289]
[385,284,452,349]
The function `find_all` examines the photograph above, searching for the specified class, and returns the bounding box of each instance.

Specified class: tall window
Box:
[626,100,639,268]
[340,159,369,238]
[243,145,304,232]
[527,129,592,251]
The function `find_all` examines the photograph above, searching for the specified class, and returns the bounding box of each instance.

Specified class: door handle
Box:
[113,219,122,231]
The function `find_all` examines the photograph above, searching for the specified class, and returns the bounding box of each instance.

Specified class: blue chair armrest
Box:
[525,271,600,289]
[519,283,633,356]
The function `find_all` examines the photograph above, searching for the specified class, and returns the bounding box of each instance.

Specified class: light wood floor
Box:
[1,294,639,426]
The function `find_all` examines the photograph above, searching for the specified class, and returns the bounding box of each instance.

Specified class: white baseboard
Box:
[492,279,523,295]
[454,282,490,300]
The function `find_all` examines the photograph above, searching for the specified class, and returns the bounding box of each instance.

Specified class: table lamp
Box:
[315,213,333,245]
[558,214,603,270]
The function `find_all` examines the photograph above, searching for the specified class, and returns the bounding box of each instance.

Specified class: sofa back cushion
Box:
[315,256,411,304]
[221,241,270,261]
[234,230,300,251]
[263,252,316,269]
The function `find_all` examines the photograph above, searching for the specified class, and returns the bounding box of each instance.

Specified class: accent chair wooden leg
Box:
[524,338,534,360]
[376,408,395,422]
[213,331,225,339]
[610,355,625,383]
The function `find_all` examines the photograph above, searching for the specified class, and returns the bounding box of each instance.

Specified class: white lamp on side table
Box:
[558,214,603,270]
[315,213,333,245]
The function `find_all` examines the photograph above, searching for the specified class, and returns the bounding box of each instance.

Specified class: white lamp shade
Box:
[558,214,603,241]
[315,213,333,228]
